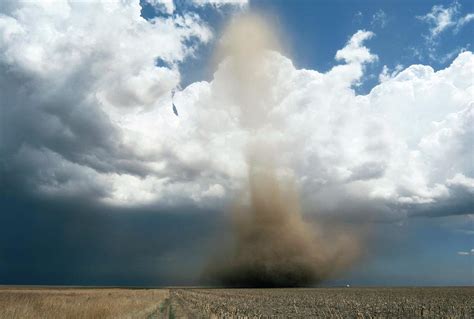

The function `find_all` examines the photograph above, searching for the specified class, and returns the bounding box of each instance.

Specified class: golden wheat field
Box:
[0,288,169,319]
[0,287,473,318]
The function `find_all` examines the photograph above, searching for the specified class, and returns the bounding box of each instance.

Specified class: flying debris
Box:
[172,102,179,116]
[171,89,179,116]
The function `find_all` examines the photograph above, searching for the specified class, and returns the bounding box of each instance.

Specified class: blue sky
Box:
[143,0,474,92]
[0,0,473,286]
[251,0,473,93]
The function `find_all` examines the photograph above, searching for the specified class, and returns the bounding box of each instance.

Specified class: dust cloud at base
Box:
[204,166,364,287]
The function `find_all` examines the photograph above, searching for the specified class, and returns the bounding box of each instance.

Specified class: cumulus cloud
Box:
[336,30,377,64]
[0,0,211,202]
[0,2,473,220]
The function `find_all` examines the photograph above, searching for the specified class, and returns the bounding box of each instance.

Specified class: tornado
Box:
[204,13,364,287]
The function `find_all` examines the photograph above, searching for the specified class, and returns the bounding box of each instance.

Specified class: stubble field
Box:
[0,287,472,318]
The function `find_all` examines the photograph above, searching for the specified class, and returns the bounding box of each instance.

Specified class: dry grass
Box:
[0,288,168,319]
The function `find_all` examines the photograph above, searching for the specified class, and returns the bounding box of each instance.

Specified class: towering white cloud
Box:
[0,1,472,219]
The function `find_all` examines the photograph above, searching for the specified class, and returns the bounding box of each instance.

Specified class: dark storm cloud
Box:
[0,61,150,178]
[408,189,474,218]
[0,60,212,203]
[0,58,226,205]
[0,1,219,208]
[0,191,225,286]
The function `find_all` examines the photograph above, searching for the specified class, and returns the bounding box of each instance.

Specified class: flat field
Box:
[0,288,168,319]
[0,287,472,318]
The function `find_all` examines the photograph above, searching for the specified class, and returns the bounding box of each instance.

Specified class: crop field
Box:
[0,287,472,318]
[0,288,168,319]
[170,287,474,318]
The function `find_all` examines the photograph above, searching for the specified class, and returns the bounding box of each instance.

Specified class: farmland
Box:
[0,287,472,318]
[0,288,168,319]
[170,287,473,318]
